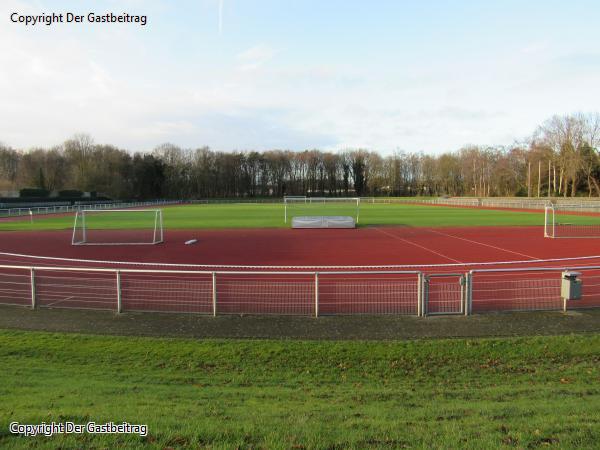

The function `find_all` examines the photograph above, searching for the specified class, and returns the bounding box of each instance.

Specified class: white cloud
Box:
[1,1,600,154]
[236,44,276,71]
[521,41,549,54]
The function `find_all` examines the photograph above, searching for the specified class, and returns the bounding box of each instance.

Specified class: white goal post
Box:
[72,209,164,245]
[544,205,555,238]
[284,197,360,226]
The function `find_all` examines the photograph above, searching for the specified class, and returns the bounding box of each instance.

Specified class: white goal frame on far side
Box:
[71,209,164,245]
[284,197,360,224]
[544,204,600,238]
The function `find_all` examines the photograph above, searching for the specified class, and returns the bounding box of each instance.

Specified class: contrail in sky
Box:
[219,0,223,34]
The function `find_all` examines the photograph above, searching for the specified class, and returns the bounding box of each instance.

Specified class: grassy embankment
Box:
[1,330,599,448]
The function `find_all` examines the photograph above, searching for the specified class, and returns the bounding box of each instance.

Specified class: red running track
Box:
[1,226,600,269]
[2,226,600,315]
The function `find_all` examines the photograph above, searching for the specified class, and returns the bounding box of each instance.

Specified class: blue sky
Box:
[1,0,599,153]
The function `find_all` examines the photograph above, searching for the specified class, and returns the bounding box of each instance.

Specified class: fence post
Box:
[465,271,473,315]
[116,270,122,313]
[30,268,36,309]
[422,275,429,317]
[314,272,319,317]
[460,274,466,315]
[417,273,423,317]
[212,272,217,316]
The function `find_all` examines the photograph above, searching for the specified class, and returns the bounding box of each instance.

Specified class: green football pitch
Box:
[0,202,583,231]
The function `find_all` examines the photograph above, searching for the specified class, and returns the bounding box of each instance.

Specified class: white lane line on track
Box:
[2,251,600,270]
[43,296,75,307]
[425,228,540,260]
[372,227,463,264]
[0,257,78,268]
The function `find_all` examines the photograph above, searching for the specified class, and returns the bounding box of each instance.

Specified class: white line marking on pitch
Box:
[425,228,539,260]
[372,227,463,263]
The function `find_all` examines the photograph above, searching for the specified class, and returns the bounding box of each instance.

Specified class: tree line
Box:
[0,113,598,200]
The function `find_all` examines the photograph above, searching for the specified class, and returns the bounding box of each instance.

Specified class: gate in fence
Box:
[422,274,465,315]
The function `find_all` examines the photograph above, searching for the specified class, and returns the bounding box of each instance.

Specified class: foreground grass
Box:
[0,330,599,448]
[0,202,565,231]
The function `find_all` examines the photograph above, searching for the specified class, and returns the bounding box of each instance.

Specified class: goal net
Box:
[72,209,164,245]
[284,197,360,228]
[544,204,600,238]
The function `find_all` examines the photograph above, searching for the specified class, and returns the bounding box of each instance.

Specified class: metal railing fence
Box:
[372,197,600,211]
[0,265,421,316]
[8,196,600,219]
[1,264,599,316]
[0,200,181,218]
[468,266,600,313]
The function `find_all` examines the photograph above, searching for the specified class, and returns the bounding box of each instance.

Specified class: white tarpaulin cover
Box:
[291,216,356,229]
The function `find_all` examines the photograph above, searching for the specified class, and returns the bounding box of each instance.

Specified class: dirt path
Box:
[1,305,599,340]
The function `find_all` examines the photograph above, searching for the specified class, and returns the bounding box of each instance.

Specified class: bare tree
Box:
[64,133,95,190]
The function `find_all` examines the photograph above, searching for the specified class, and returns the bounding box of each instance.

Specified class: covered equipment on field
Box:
[291,216,356,229]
